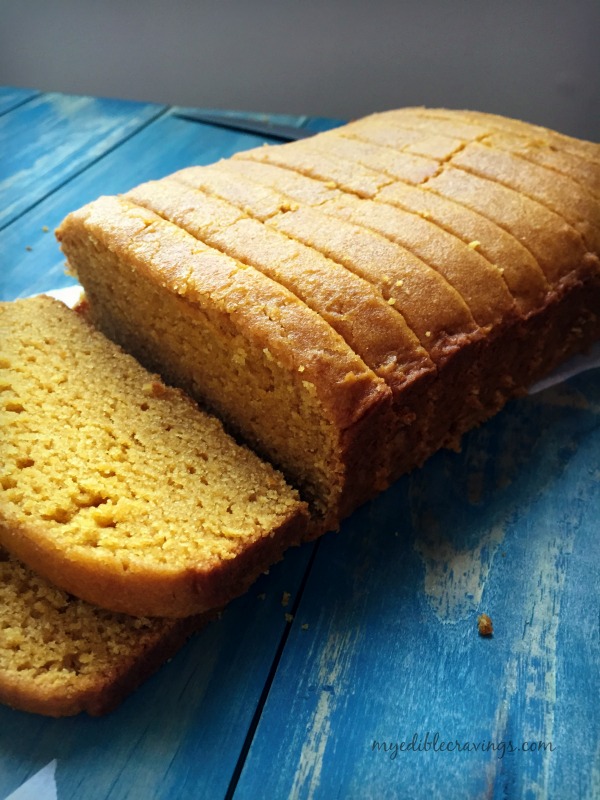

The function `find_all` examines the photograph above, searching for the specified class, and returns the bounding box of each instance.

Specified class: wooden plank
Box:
[0,542,315,800]
[0,92,166,231]
[0,86,40,116]
[232,374,600,800]
[0,111,340,300]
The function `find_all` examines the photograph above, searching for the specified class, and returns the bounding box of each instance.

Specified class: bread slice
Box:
[56,109,600,528]
[0,547,208,717]
[0,296,308,617]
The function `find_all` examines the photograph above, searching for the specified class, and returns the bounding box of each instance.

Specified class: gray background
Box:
[1,0,598,139]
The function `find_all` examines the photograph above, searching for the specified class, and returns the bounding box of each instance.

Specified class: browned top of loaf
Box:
[376,180,549,313]
[449,142,600,254]
[58,195,389,432]
[354,108,600,259]
[233,108,600,300]
[412,107,600,168]
[232,147,516,328]
[125,177,433,394]
[0,548,202,717]
[171,161,478,360]
[0,296,309,617]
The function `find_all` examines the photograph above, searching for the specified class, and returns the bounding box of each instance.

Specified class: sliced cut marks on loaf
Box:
[55,199,391,528]
[0,548,205,717]
[305,130,443,185]
[57,108,600,523]
[225,115,599,458]
[339,117,470,162]
[274,196,515,328]
[374,180,550,314]
[423,166,593,285]
[0,296,310,616]
[218,160,518,458]
[231,146,518,327]
[132,167,491,486]
[310,114,587,307]
[151,160,523,481]
[278,116,595,291]
[405,107,600,166]
[232,137,394,198]
[480,131,600,199]
[447,143,600,254]
[124,176,434,396]
[171,162,479,356]
[354,108,600,240]
[246,108,597,291]
[344,107,600,198]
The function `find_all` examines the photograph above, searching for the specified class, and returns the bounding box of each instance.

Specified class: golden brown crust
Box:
[341,117,467,161]
[234,139,392,198]
[211,158,339,207]
[0,507,306,618]
[54,107,600,542]
[125,177,433,394]
[308,130,442,185]
[57,199,392,526]
[450,143,600,255]
[425,166,592,285]
[314,194,516,328]
[172,163,478,356]
[376,180,550,314]
[481,131,600,200]
[429,108,600,165]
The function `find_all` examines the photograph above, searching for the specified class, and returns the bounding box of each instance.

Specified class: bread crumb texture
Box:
[0,547,172,691]
[0,297,303,574]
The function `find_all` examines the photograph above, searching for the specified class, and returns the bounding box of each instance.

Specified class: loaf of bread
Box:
[57,108,600,531]
[0,547,209,717]
[0,296,308,617]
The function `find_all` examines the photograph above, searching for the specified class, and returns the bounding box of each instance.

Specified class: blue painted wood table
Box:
[0,88,598,800]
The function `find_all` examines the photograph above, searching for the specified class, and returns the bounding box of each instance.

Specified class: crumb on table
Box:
[477,613,493,637]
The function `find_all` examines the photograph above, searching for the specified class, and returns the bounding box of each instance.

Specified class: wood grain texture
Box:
[233,375,600,800]
[0,86,40,117]
[0,92,165,231]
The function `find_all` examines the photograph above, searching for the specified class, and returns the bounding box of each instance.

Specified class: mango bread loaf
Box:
[56,108,600,527]
[0,547,209,717]
[0,296,308,617]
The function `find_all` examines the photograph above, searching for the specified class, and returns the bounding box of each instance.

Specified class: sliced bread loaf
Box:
[56,109,600,530]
